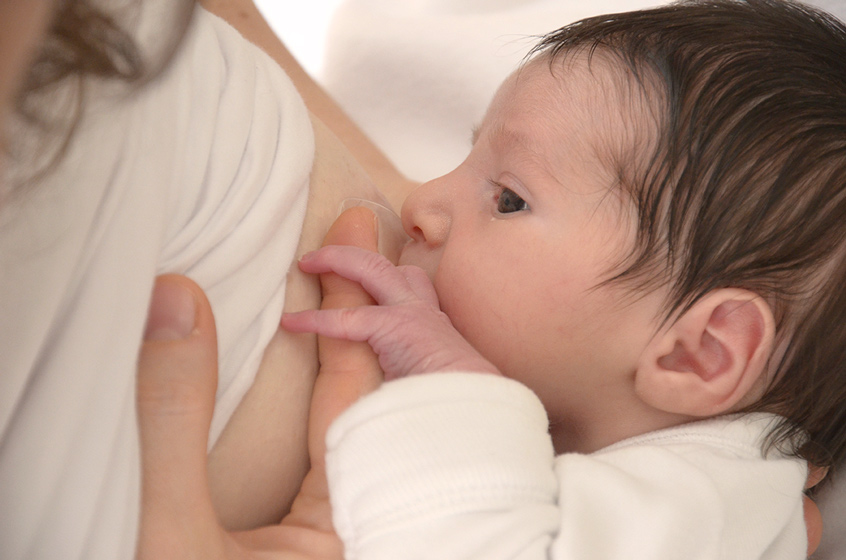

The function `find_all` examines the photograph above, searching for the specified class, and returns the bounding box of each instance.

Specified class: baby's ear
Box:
[635,289,775,417]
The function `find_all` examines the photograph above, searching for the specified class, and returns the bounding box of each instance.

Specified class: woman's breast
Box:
[204,114,409,530]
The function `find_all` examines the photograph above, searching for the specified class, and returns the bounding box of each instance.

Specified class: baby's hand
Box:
[282,245,500,380]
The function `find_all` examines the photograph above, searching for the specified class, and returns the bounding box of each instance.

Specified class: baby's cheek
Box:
[440,306,506,374]
[435,282,485,345]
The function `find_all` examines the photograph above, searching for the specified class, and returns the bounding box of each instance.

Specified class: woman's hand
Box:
[136,273,343,559]
[136,274,227,559]
[134,207,391,559]
[303,206,386,465]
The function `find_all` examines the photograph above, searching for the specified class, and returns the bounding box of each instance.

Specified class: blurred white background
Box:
[252,0,846,182]
[255,0,846,78]
[254,0,343,77]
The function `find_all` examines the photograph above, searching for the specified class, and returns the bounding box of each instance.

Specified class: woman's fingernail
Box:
[338,198,408,261]
[144,279,197,341]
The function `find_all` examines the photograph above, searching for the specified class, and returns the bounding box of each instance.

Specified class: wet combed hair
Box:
[531,0,846,471]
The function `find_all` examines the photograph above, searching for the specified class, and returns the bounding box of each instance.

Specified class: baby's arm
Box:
[282,245,500,380]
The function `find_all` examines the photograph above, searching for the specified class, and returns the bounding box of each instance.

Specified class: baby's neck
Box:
[549,406,693,455]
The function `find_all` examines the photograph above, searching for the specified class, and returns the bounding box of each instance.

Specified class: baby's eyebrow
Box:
[474,123,535,153]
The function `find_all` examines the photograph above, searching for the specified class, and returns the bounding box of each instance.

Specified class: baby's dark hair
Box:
[531,0,846,471]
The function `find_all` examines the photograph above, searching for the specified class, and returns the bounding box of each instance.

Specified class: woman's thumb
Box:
[136,274,224,558]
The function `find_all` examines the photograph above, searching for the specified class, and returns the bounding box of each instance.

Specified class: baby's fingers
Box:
[282,307,382,343]
[398,265,439,307]
[299,246,418,306]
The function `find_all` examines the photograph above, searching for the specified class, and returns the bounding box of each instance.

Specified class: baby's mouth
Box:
[397,242,438,286]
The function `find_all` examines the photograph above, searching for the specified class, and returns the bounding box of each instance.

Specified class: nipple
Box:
[339,198,409,263]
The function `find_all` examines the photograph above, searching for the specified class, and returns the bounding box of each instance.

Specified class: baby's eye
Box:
[496,187,529,214]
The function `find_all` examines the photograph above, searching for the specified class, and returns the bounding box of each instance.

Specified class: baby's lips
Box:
[338,198,410,264]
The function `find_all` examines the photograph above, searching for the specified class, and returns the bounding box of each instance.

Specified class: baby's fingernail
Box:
[300,250,317,261]
[144,279,197,341]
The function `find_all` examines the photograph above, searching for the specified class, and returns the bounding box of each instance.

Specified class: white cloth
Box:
[0,8,312,560]
[326,373,808,560]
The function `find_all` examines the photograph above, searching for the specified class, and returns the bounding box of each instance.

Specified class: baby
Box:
[283,0,846,557]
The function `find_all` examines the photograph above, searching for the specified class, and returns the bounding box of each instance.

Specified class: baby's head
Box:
[400,0,846,467]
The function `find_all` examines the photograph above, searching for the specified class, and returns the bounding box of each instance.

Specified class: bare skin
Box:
[0,0,824,555]
[194,0,416,527]
[136,208,383,560]
[206,116,409,529]
[137,209,826,558]
[193,0,416,529]
[163,1,826,549]
[199,0,417,210]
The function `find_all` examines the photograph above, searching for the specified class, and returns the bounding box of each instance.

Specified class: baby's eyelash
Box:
[490,180,529,214]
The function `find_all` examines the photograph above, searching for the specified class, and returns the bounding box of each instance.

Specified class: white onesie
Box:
[327,373,808,559]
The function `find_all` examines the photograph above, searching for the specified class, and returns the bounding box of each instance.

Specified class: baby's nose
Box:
[401,179,451,248]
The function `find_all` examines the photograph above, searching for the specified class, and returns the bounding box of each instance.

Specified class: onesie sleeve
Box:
[326,373,560,560]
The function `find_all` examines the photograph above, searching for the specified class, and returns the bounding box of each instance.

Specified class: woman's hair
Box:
[531,0,846,472]
[9,0,195,186]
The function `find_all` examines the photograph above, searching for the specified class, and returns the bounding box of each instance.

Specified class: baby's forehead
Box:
[513,52,649,106]
[494,54,661,187]
[491,56,651,241]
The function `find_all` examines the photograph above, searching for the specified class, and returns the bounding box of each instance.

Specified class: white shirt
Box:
[0,8,312,559]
